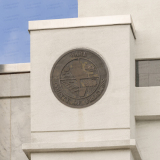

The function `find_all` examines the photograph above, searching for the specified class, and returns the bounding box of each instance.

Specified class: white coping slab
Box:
[22,139,142,160]
[28,15,136,39]
[0,63,30,74]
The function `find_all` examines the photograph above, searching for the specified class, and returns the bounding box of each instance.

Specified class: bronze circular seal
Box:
[50,49,109,108]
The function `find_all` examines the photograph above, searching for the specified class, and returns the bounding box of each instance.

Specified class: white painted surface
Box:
[31,150,132,160]
[0,99,10,160]
[31,129,130,143]
[136,120,160,160]
[135,87,160,116]
[30,25,132,132]
[78,0,160,60]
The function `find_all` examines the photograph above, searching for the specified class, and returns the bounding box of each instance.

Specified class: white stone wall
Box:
[30,24,134,142]
[27,16,139,159]
[0,73,30,160]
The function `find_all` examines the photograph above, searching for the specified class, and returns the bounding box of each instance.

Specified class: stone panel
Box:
[11,98,30,160]
[0,99,10,160]
[11,73,30,97]
[0,75,10,97]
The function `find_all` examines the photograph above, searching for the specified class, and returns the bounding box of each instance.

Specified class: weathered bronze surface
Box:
[50,49,109,108]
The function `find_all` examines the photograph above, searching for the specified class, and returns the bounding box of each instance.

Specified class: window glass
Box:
[136,60,160,87]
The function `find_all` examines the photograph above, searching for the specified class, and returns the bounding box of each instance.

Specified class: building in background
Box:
[1,0,160,160]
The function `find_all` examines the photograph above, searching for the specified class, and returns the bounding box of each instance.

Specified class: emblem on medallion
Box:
[50,49,109,108]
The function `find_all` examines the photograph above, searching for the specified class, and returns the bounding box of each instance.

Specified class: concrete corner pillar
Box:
[23,15,142,160]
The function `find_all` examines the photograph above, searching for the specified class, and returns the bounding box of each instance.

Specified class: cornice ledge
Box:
[29,15,136,39]
[22,139,142,160]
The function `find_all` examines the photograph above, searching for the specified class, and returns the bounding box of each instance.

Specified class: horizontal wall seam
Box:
[0,96,30,99]
[31,128,130,133]
[135,115,160,121]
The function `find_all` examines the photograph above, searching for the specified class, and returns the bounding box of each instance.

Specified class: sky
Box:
[0,0,78,64]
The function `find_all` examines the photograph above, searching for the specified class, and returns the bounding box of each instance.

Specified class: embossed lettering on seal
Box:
[50,49,109,108]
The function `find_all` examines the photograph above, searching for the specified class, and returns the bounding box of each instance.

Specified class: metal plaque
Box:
[50,49,109,108]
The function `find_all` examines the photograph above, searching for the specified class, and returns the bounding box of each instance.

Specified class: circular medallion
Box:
[50,49,109,108]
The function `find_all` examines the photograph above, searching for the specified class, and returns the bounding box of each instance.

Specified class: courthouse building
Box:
[1,0,160,160]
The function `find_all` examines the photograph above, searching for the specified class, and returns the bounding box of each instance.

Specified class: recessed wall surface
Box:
[30,25,133,132]
[78,0,160,59]
[136,120,160,160]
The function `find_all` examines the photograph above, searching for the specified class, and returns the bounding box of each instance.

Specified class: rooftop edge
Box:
[0,63,30,74]
[28,15,136,39]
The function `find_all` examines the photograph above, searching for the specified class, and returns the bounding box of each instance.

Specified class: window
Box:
[136,60,160,87]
